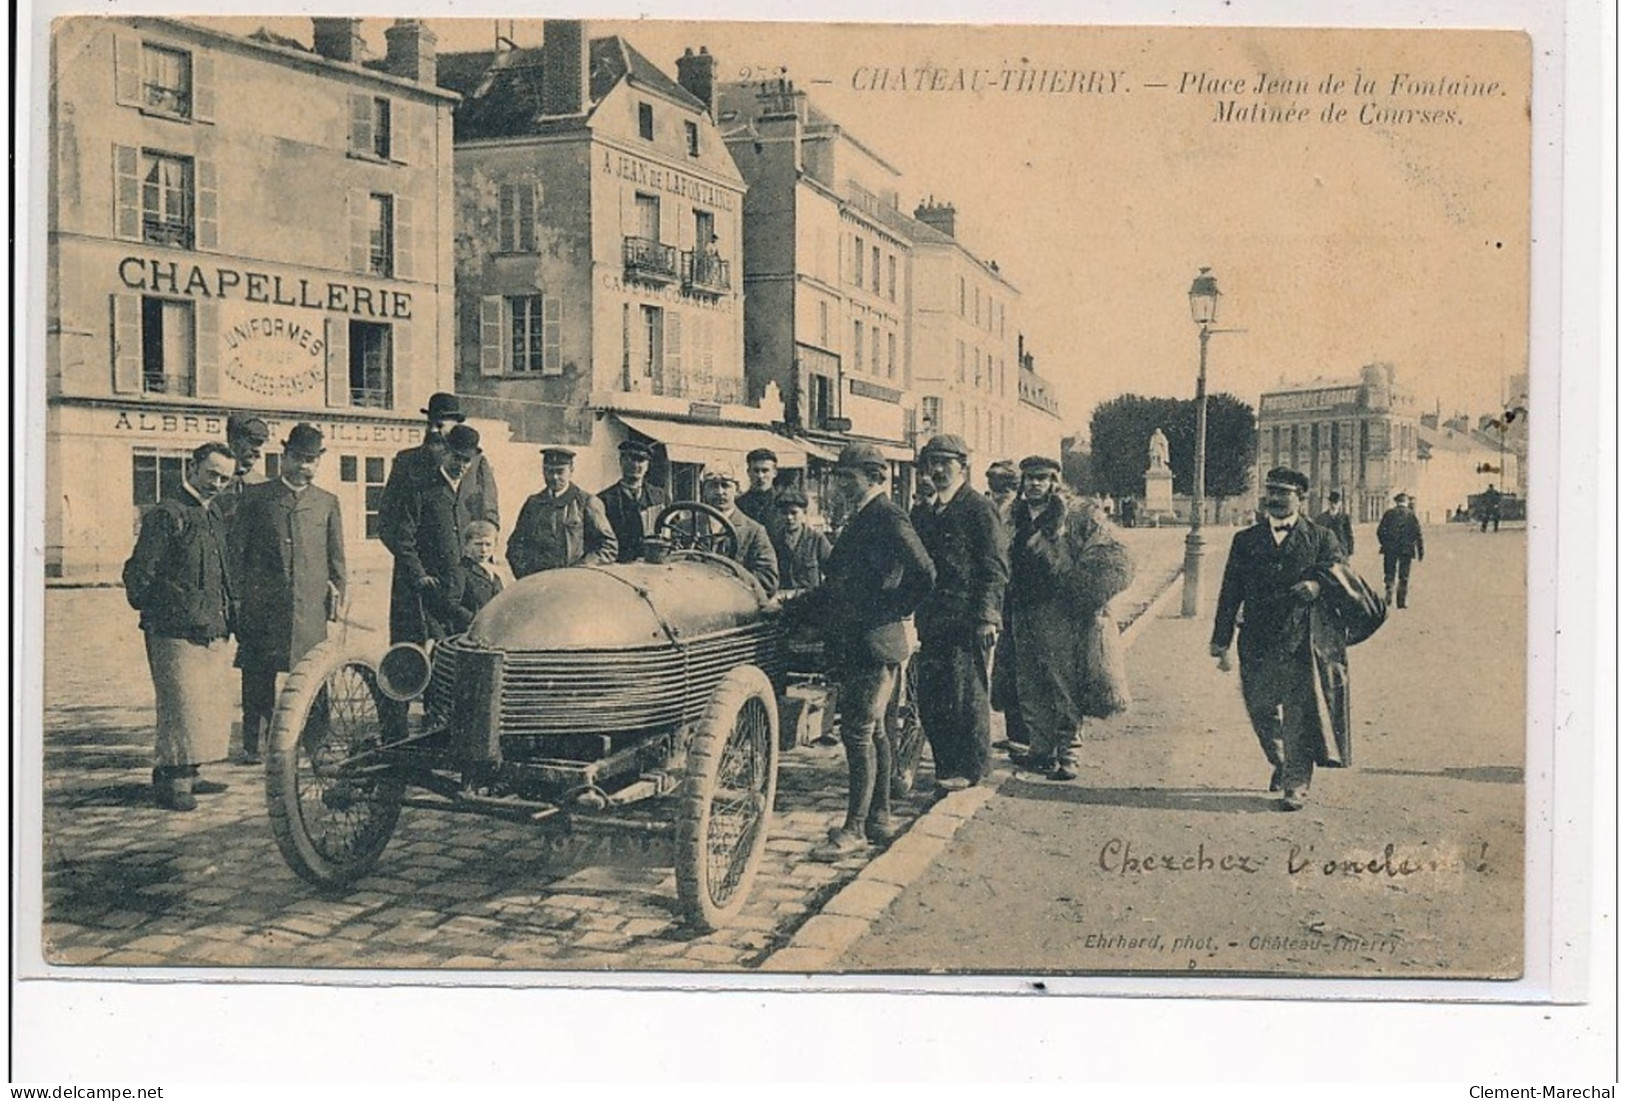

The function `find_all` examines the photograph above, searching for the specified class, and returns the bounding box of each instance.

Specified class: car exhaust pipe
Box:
[377,642,433,702]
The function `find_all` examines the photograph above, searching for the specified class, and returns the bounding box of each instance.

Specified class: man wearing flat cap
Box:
[1210,466,1350,811]
[598,438,669,563]
[228,424,346,763]
[216,414,271,523]
[379,424,487,644]
[379,392,501,540]
[985,460,1020,535]
[806,443,936,860]
[508,448,618,578]
[699,463,779,594]
[738,447,788,547]
[772,487,833,591]
[911,433,1010,794]
[1376,491,1424,608]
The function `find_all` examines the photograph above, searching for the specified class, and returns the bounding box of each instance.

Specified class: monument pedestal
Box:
[1144,467,1174,517]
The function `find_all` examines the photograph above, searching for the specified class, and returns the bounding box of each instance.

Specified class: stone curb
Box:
[759,564,1186,972]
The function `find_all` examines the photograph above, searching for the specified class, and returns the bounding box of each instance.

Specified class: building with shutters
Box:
[441,22,801,504]
[1254,362,1422,522]
[1014,340,1065,465]
[46,16,457,580]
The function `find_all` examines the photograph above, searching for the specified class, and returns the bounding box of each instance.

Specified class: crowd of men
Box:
[120,388,1387,827]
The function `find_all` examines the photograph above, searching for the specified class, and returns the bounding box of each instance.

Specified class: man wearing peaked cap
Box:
[507,445,617,578]
[228,423,346,764]
[1211,466,1350,812]
[598,438,669,563]
[217,414,272,523]
[911,432,1009,795]
[1376,489,1424,608]
[771,485,832,592]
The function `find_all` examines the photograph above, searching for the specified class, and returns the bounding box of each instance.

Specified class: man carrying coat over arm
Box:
[1210,467,1350,812]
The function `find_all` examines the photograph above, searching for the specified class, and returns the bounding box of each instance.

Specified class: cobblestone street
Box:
[36,528,1187,972]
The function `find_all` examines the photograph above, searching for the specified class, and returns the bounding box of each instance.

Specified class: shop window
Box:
[340,455,359,482]
[349,321,393,408]
[139,297,195,396]
[638,102,655,140]
[142,43,192,116]
[131,451,189,509]
[368,194,394,277]
[499,181,538,252]
[364,456,387,539]
[684,120,700,157]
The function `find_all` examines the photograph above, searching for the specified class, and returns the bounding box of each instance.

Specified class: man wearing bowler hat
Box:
[911,433,1009,794]
[379,424,486,644]
[228,424,346,764]
[508,448,618,578]
[598,438,669,563]
[1210,466,1349,811]
[380,392,501,536]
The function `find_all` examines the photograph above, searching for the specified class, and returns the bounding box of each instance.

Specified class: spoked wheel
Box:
[265,641,405,890]
[675,665,780,931]
[889,654,926,798]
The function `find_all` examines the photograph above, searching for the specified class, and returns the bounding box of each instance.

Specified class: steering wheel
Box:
[653,501,739,560]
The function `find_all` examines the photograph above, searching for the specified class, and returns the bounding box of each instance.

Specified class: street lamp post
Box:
[1181,267,1221,618]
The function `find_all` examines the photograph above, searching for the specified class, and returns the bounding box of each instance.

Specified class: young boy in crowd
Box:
[430,519,505,634]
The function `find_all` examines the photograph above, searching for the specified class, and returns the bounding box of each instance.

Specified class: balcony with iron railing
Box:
[623,236,679,284]
[681,250,731,295]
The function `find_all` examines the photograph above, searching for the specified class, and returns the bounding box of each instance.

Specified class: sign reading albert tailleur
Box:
[220,301,327,405]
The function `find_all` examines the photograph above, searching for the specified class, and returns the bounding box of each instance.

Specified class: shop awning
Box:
[614,415,832,467]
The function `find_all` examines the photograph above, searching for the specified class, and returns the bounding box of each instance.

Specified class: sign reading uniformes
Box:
[219,301,329,406]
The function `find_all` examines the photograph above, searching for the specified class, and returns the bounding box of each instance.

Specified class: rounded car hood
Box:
[466,559,769,651]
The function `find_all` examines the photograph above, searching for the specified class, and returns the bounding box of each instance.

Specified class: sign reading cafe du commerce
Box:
[117,254,415,409]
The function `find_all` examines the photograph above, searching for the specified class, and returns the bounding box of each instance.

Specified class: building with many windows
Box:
[441,22,809,501]
[907,201,1022,476]
[46,16,458,580]
[1254,362,1421,522]
[1014,337,1064,465]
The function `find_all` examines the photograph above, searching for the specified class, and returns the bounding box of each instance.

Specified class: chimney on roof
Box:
[311,17,365,64]
[540,19,589,118]
[676,45,718,118]
[383,19,437,84]
[914,198,957,238]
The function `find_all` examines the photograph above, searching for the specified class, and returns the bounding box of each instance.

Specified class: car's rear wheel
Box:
[266,642,404,890]
[675,665,779,931]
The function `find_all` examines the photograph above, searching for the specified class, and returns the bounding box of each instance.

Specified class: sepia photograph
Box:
[13,0,1608,1083]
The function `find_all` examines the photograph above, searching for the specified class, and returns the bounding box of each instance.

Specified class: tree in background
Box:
[1087,392,1257,518]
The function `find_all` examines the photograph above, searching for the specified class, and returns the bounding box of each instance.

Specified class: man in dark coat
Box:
[378,424,484,644]
[1211,467,1349,811]
[806,444,936,860]
[1005,457,1134,781]
[123,442,239,810]
[1376,491,1425,608]
[700,463,779,595]
[1314,489,1356,557]
[508,448,618,578]
[911,433,1009,793]
[381,392,500,538]
[229,424,347,763]
[598,438,668,563]
[737,447,787,547]
[771,488,833,591]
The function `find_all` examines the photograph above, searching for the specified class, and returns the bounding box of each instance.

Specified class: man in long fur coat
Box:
[1005,456,1135,781]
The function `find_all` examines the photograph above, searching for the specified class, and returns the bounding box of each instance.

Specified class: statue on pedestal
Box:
[1143,428,1174,518]
[1148,427,1170,472]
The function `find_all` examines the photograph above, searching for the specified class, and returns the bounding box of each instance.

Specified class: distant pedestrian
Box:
[508,448,618,578]
[229,424,346,765]
[122,442,239,811]
[427,519,505,634]
[1005,457,1134,781]
[598,438,668,563]
[1376,492,1425,609]
[1118,497,1138,529]
[699,463,780,594]
[805,444,936,860]
[1210,467,1349,811]
[379,424,485,645]
[1314,489,1356,557]
[911,434,1009,794]
[772,488,832,591]
[1478,484,1503,533]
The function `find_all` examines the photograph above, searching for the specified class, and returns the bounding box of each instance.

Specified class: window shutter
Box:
[389,100,407,163]
[479,296,505,376]
[526,182,542,251]
[325,317,350,407]
[542,296,562,376]
[193,300,219,398]
[348,190,369,274]
[113,145,141,240]
[393,195,413,280]
[113,33,141,107]
[191,50,216,122]
[349,93,373,156]
[111,294,142,394]
[664,312,682,375]
[389,322,408,410]
[195,158,218,251]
